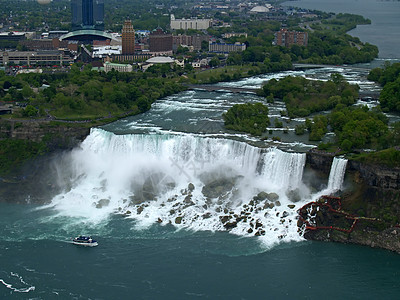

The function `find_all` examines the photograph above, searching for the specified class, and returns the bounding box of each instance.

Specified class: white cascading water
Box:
[49,128,313,248]
[327,157,348,192]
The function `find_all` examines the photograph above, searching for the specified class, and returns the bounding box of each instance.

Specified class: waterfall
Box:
[260,149,306,191]
[327,157,348,192]
[49,128,311,247]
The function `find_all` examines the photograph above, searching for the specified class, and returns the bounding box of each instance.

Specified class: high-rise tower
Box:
[122,20,135,55]
[71,0,104,31]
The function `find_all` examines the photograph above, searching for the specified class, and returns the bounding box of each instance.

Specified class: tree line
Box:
[368,62,400,113]
[260,74,358,117]
[0,64,185,120]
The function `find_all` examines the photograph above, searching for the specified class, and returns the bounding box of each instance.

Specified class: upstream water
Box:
[2,66,400,298]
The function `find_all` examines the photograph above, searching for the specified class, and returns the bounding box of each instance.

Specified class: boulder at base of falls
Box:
[188,183,195,192]
[223,221,238,230]
[94,198,110,208]
[137,206,144,214]
[255,191,269,201]
[135,172,175,202]
[254,192,279,202]
[263,201,275,209]
[201,178,235,199]
[287,189,301,202]
[175,216,183,224]
[267,192,279,201]
[220,215,238,229]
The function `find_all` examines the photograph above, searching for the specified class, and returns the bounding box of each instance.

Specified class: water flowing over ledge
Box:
[327,157,348,192]
[47,128,348,248]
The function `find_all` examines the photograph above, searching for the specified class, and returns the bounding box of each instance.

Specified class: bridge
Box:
[186,84,260,94]
[186,84,379,100]
[292,63,371,72]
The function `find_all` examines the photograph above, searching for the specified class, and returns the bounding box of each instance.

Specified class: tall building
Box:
[122,20,135,55]
[71,0,104,31]
[149,28,173,55]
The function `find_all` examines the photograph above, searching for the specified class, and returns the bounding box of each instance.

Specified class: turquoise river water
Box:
[2,1,400,298]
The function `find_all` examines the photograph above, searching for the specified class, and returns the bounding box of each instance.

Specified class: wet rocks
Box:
[133,172,176,203]
[256,191,269,201]
[188,183,195,192]
[263,202,275,209]
[287,189,301,203]
[267,193,280,202]
[202,212,211,219]
[253,191,280,202]
[93,198,110,208]
[201,178,235,199]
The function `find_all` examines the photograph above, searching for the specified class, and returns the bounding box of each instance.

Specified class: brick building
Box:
[122,20,135,55]
[172,34,209,51]
[274,29,308,47]
[149,28,173,55]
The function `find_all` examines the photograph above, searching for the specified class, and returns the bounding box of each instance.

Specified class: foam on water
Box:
[46,66,373,248]
[0,272,35,293]
[45,128,342,248]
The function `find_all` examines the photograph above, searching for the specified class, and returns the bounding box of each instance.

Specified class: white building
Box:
[170,14,212,30]
[209,42,246,54]
[192,58,209,68]
[104,61,133,72]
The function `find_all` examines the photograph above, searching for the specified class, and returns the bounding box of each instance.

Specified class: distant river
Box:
[283,0,400,59]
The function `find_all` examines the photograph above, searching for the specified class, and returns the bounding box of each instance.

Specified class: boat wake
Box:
[0,272,35,294]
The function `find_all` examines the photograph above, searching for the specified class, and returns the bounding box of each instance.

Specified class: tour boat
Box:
[72,236,98,247]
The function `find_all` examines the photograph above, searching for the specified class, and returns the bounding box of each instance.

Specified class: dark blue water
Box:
[1,203,400,299]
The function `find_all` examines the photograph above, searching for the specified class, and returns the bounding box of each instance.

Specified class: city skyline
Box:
[71,0,104,31]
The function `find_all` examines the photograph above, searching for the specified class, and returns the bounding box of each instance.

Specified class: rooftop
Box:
[146,56,175,64]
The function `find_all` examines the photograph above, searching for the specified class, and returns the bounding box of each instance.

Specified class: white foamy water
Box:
[48,66,377,247]
[46,128,350,248]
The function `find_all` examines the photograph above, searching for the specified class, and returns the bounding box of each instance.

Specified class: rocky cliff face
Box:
[0,119,90,203]
[306,150,400,191]
[349,160,400,190]
[303,150,400,253]
[0,119,90,150]
[306,149,335,174]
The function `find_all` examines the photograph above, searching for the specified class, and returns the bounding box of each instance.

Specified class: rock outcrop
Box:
[349,160,400,190]
[0,119,90,151]
[302,149,400,253]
